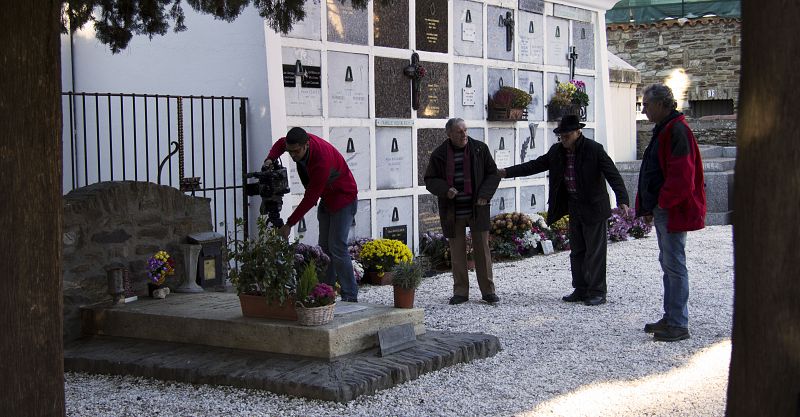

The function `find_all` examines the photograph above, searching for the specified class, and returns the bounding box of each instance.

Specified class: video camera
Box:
[244,160,290,228]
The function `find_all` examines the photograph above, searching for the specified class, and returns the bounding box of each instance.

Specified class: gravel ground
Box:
[66,225,734,417]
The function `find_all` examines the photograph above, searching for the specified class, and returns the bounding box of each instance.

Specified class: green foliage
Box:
[491,86,533,109]
[296,260,318,303]
[225,217,298,305]
[391,260,424,290]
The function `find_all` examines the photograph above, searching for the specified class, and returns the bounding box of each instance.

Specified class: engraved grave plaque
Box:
[327,0,368,45]
[282,48,322,116]
[377,196,414,249]
[376,127,413,189]
[293,204,320,245]
[491,187,516,216]
[417,194,441,234]
[348,199,372,242]
[418,61,449,119]
[454,64,484,121]
[520,185,546,215]
[487,5,514,61]
[374,57,412,119]
[517,124,546,174]
[546,16,570,67]
[517,70,544,121]
[518,0,544,13]
[284,1,321,40]
[329,127,371,191]
[488,128,516,177]
[518,11,544,64]
[487,68,514,100]
[417,128,446,185]
[454,1,483,57]
[374,0,409,49]
[554,4,593,22]
[573,21,595,70]
[416,0,448,53]
[328,52,369,118]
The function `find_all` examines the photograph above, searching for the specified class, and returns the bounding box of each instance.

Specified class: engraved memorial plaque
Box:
[488,128,516,176]
[554,4,593,22]
[374,0,409,49]
[454,64,484,121]
[377,196,414,249]
[417,128,446,185]
[454,1,483,57]
[348,199,372,242]
[573,21,595,70]
[416,0,448,53]
[327,0,368,45]
[546,16,570,67]
[328,52,369,118]
[418,61,449,119]
[284,1,321,40]
[487,5,514,61]
[518,0,544,13]
[376,127,413,189]
[282,48,322,116]
[487,68,514,100]
[329,127,371,191]
[517,124,546,178]
[491,187,516,216]
[520,185,546,215]
[374,57,412,119]
[518,11,544,64]
[517,70,544,121]
[417,194,441,234]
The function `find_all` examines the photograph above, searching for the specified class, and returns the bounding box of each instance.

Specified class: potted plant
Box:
[391,260,424,308]
[226,217,299,320]
[488,86,532,121]
[295,260,337,326]
[358,238,413,285]
[547,79,589,121]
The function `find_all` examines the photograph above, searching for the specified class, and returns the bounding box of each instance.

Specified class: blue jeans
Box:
[654,207,689,328]
[318,199,358,302]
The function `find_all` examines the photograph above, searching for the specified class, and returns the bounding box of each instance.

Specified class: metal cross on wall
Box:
[500,11,514,52]
[568,46,578,80]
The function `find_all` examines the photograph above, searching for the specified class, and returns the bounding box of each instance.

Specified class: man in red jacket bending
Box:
[264,127,359,302]
[636,84,706,342]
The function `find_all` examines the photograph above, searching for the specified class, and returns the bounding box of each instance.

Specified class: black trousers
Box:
[568,202,608,297]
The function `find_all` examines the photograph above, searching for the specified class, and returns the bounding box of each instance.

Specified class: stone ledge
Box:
[65,331,502,402]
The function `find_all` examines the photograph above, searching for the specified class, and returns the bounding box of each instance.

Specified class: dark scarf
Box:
[446,140,473,195]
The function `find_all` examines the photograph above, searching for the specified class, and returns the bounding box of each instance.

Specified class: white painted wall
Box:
[609,82,638,162]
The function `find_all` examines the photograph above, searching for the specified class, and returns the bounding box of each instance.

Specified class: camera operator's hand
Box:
[262,158,274,170]
[278,224,291,240]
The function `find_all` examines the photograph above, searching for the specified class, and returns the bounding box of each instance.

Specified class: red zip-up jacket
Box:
[267,134,358,227]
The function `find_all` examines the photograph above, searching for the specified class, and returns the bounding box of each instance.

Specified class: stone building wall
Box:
[635,116,737,159]
[62,181,212,341]
[607,17,741,116]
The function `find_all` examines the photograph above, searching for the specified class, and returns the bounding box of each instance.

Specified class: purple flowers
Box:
[608,207,653,242]
[303,283,336,307]
[294,243,330,277]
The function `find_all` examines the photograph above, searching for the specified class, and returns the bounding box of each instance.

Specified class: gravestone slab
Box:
[468,127,485,142]
[328,52,369,118]
[517,124,546,177]
[348,199,372,242]
[517,70,544,121]
[518,11,544,64]
[487,68,514,101]
[374,57,411,119]
[488,128,516,174]
[282,48,322,116]
[520,185,546,215]
[327,0,368,45]
[376,127,413,189]
[288,126,324,194]
[416,0,448,53]
[453,0,483,57]
[487,5,514,61]
[378,323,417,356]
[573,21,595,70]
[293,203,320,245]
[491,187,516,216]
[374,0,408,49]
[417,128,446,185]
[546,16,570,67]
[377,196,414,248]
[582,128,595,140]
[417,194,441,234]
[329,127,371,191]
[454,64,485,121]
[418,61,449,119]
[553,4,593,22]
[519,0,544,13]
[284,1,321,40]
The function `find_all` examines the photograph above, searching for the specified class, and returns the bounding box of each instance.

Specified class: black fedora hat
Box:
[553,115,586,134]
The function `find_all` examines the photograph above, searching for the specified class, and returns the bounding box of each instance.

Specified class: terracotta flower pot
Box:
[366,270,394,286]
[393,286,416,308]
[238,293,297,321]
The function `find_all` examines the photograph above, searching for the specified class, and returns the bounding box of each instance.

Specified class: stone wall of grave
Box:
[607,17,741,116]
[62,181,212,341]
[634,116,737,159]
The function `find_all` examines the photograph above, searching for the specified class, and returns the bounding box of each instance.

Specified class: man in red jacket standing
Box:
[637,84,706,342]
[264,127,360,302]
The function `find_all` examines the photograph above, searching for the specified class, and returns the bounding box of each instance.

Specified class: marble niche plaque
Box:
[517,124,546,178]
[520,185,546,215]
[329,127,371,191]
[282,48,322,116]
[573,75,595,122]
[491,187,516,217]
[287,126,324,194]
[377,196,414,248]
[582,128,595,141]
[468,127,485,142]
[348,199,372,242]
[553,4,593,22]
[417,194,441,235]
[327,51,369,118]
[416,0,448,53]
[284,1,321,40]
[487,128,516,175]
[487,5,514,61]
[518,0,544,13]
[453,0,483,58]
[454,64,484,121]
[487,68,514,101]
[546,16,570,68]
[293,203,320,245]
[327,0,368,45]
[573,21,595,70]
[418,61,449,119]
[374,57,411,119]
[417,128,446,185]
[374,0,408,48]
[517,70,544,121]
[376,127,413,189]
[518,11,544,64]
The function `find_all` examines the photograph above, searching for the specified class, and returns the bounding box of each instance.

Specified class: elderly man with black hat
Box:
[498,115,629,306]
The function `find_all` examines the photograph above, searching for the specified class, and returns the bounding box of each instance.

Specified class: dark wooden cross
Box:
[568,46,578,79]
[500,11,514,52]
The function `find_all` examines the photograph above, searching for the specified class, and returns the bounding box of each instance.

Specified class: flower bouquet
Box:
[547,79,589,121]
[147,250,175,298]
[358,239,413,285]
[608,207,653,242]
[295,261,336,325]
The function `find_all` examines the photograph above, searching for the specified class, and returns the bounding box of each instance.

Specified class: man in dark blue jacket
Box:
[499,115,629,306]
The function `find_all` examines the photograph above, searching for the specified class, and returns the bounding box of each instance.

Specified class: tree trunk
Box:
[727,2,800,415]
[0,1,65,416]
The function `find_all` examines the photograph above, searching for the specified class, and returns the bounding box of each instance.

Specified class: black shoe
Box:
[644,318,668,333]
[449,295,469,305]
[561,291,586,302]
[653,325,690,342]
[482,293,500,304]
[584,295,607,306]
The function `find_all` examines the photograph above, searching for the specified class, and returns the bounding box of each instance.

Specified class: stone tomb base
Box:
[67,293,501,402]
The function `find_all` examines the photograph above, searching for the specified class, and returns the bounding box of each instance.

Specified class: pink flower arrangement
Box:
[302,283,336,308]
